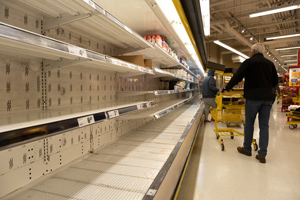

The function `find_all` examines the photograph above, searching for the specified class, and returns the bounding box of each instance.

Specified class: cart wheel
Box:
[253,139,258,151]
[230,132,234,139]
[220,140,225,151]
[294,124,297,128]
[216,134,219,139]
[289,124,295,130]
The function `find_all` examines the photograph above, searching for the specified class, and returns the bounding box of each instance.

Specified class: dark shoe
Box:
[204,120,211,123]
[256,155,266,163]
[237,147,252,156]
[211,118,215,121]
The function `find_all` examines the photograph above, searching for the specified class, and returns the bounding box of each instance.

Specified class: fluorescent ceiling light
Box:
[214,40,249,59]
[250,4,300,18]
[281,54,298,57]
[287,63,298,65]
[275,46,300,51]
[266,34,300,40]
[200,0,210,36]
[284,60,297,62]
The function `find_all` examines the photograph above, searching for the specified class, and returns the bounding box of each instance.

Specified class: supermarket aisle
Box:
[177,103,300,200]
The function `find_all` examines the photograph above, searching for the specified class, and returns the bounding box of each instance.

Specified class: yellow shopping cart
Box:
[210,92,258,151]
[286,111,300,130]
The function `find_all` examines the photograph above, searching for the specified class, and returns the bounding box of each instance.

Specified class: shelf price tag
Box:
[77,115,95,127]
[137,104,144,110]
[68,45,87,58]
[107,110,120,118]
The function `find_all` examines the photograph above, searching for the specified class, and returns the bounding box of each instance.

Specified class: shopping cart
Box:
[286,111,300,130]
[210,92,258,151]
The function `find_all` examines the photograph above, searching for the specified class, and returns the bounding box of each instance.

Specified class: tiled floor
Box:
[178,103,300,200]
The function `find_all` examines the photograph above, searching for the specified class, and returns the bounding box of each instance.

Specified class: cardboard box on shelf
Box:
[114,55,152,69]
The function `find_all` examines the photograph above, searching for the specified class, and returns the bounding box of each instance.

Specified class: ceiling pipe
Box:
[221,48,250,54]
[211,19,252,47]
[211,25,223,34]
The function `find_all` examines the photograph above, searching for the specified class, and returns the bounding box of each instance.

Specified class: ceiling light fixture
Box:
[275,46,300,51]
[249,4,300,18]
[280,54,298,57]
[284,60,298,62]
[200,0,210,36]
[250,36,254,41]
[213,40,249,59]
[266,34,300,40]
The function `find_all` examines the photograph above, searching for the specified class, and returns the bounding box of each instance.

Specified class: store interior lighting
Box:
[284,60,298,62]
[156,0,204,72]
[266,34,300,40]
[200,0,210,36]
[281,54,298,57]
[249,4,300,18]
[214,40,249,59]
[275,46,300,51]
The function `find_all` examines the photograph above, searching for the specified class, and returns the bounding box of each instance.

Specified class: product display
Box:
[282,70,300,112]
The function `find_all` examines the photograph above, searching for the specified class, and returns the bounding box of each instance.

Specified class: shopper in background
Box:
[202,69,220,123]
[223,43,278,164]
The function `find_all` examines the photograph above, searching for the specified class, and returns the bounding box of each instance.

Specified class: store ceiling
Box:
[207,0,300,74]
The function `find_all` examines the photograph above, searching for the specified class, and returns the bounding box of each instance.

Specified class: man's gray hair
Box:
[251,43,265,54]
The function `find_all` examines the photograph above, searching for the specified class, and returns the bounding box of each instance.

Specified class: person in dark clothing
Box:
[202,69,220,122]
[223,43,278,163]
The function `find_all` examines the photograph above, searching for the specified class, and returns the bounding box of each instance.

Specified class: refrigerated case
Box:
[0,0,206,199]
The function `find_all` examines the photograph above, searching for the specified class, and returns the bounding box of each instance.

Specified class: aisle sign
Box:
[77,115,95,127]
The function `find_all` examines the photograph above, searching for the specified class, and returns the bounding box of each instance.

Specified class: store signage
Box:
[289,68,300,86]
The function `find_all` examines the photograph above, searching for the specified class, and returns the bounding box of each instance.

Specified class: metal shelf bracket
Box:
[42,13,92,31]
[43,58,91,71]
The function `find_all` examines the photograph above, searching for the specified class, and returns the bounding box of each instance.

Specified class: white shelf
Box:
[125,43,198,79]
[10,0,153,50]
[153,89,198,95]
[6,101,202,200]
[116,89,198,97]
[117,97,195,120]
[0,23,154,77]
[0,101,154,149]
[153,68,198,84]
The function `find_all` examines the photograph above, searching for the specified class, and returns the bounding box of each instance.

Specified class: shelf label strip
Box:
[68,45,88,58]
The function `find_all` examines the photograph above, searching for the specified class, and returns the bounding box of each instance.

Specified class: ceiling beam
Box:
[247,19,300,30]
[211,0,234,7]
[211,0,262,13]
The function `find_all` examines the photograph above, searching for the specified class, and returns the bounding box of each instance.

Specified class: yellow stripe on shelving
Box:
[172,0,205,70]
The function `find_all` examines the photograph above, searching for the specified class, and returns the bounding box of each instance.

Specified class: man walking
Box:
[223,43,278,163]
[202,69,219,122]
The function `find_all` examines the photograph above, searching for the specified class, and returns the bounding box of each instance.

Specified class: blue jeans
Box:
[244,99,272,157]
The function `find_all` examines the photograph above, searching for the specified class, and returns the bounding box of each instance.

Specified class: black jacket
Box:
[225,53,278,101]
[202,69,219,98]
